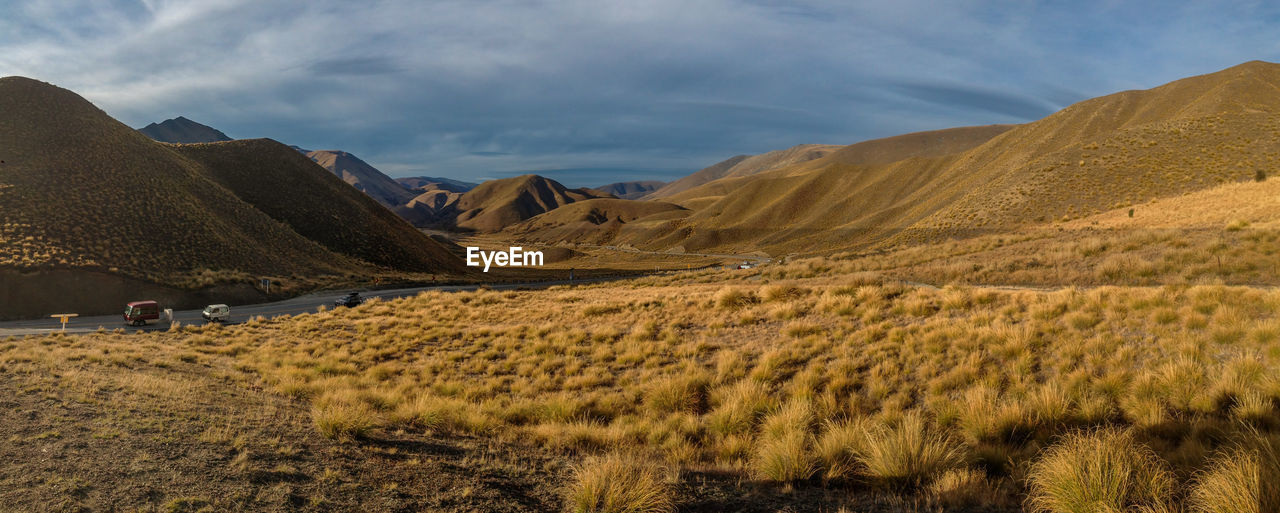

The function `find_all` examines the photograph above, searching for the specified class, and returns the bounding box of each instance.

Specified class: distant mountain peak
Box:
[138,116,232,144]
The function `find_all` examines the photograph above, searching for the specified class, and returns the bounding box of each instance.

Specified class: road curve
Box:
[0,276,637,337]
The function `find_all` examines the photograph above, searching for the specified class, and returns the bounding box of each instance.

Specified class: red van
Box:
[123,300,162,326]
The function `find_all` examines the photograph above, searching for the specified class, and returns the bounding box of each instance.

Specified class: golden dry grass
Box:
[11,256,1263,507]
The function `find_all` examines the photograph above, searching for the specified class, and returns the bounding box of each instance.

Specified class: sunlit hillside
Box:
[505,62,1280,257]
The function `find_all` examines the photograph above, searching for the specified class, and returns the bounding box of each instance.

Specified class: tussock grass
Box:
[565,453,674,513]
[857,412,963,488]
[714,286,758,309]
[31,256,1280,508]
[754,430,815,482]
[1027,429,1175,513]
[1190,428,1280,513]
[929,468,1002,508]
[311,401,376,441]
[815,418,872,481]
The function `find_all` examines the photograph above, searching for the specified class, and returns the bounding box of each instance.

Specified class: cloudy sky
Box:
[2,1,1279,186]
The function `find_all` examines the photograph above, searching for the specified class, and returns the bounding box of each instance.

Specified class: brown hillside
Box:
[661,125,1012,207]
[406,189,463,212]
[528,61,1280,255]
[396,176,477,193]
[0,76,459,290]
[174,140,462,273]
[887,60,1280,247]
[449,174,611,232]
[592,180,666,200]
[505,198,687,244]
[304,150,424,220]
[646,145,840,200]
[138,116,233,144]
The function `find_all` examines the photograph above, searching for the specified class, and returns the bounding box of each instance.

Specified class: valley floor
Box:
[7,233,1280,512]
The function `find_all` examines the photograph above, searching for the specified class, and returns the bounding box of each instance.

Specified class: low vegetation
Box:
[10,253,1280,510]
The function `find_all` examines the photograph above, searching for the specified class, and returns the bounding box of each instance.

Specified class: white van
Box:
[202,304,230,322]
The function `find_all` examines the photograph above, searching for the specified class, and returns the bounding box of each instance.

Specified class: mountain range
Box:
[12,59,1280,287]
[593,180,666,200]
[496,61,1280,256]
[0,76,460,316]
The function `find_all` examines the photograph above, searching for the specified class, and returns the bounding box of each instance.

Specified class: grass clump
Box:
[754,430,815,482]
[1189,429,1280,513]
[564,453,674,513]
[715,287,758,309]
[1027,429,1175,513]
[311,401,376,441]
[814,417,872,481]
[929,468,1002,508]
[856,412,963,488]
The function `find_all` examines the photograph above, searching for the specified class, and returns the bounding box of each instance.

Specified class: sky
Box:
[2,1,1280,187]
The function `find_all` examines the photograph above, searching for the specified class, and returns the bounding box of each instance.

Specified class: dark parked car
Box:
[334,292,364,308]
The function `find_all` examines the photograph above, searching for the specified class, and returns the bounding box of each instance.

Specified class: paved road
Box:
[585,244,774,265]
[0,276,634,337]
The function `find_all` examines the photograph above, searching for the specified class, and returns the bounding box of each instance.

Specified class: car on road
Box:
[202,304,230,322]
[333,292,364,308]
[123,300,164,326]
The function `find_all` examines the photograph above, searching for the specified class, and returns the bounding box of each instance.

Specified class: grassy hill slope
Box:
[504,198,687,244]
[645,145,840,200]
[593,180,665,200]
[305,150,416,207]
[138,116,233,144]
[893,60,1280,245]
[175,140,462,273]
[519,61,1280,256]
[449,174,612,232]
[0,76,459,289]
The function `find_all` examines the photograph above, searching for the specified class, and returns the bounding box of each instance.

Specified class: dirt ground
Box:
[0,337,567,512]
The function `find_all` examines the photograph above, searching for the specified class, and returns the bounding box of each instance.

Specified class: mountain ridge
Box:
[138,116,233,144]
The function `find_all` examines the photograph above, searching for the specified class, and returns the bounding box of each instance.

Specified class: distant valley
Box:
[8,60,1280,316]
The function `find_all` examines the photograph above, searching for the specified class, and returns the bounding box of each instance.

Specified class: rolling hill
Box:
[644,144,840,200]
[304,150,420,211]
[138,116,233,143]
[397,176,478,193]
[504,198,687,244]
[512,61,1280,256]
[593,180,666,200]
[175,141,460,272]
[0,76,461,316]
[448,174,612,232]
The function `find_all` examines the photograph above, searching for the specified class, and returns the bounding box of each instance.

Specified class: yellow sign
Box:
[50,313,78,332]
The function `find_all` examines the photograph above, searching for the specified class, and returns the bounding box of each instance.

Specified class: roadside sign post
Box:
[50,313,78,332]
[260,278,271,294]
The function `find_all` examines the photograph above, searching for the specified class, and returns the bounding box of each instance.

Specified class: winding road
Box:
[0,276,632,337]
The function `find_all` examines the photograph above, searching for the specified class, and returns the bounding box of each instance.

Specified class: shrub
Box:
[644,375,710,415]
[754,430,815,482]
[815,418,872,481]
[715,287,759,309]
[856,412,963,488]
[312,401,376,441]
[707,380,775,436]
[565,453,674,513]
[760,284,807,302]
[760,398,813,440]
[1027,429,1175,513]
[929,468,1002,508]
[1189,429,1280,513]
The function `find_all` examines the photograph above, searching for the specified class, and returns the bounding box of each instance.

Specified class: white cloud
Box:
[1,0,1279,185]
